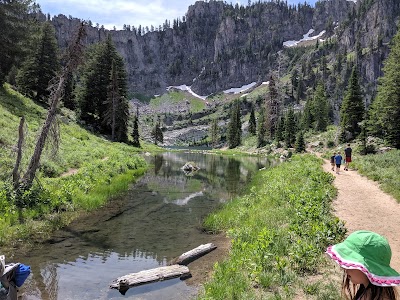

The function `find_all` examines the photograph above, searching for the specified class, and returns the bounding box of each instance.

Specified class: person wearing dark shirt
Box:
[344,144,352,171]
[330,152,336,171]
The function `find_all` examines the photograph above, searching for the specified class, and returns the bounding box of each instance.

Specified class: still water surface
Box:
[15,151,273,300]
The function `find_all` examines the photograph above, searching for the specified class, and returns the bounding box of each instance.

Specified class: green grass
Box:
[352,150,400,202]
[149,90,205,113]
[199,155,346,299]
[0,84,156,248]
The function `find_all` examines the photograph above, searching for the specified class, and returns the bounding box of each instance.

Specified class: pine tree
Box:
[340,66,365,140]
[151,119,163,145]
[265,76,280,139]
[151,116,164,145]
[227,100,241,148]
[257,106,266,148]
[236,101,242,146]
[16,22,60,102]
[275,116,284,142]
[209,118,219,148]
[104,60,129,142]
[284,107,296,147]
[79,35,128,139]
[301,97,313,130]
[0,0,36,84]
[63,72,77,110]
[131,115,140,148]
[313,83,329,131]
[157,124,163,145]
[369,28,400,149]
[248,105,256,136]
[295,131,305,153]
[296,74,304,103]
[291,68,298,97]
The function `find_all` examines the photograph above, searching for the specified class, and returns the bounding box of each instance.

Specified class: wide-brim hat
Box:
[326,230,400,286]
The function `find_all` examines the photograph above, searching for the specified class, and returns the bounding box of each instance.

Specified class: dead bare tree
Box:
[16,23,87,191]
[12,117,25,189]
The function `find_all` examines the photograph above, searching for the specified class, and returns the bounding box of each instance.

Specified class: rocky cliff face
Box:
[335,0,400,103]
[44,0,400,147]
[49,0,369,97]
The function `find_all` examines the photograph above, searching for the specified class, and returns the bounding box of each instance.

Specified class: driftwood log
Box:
[110,265,190,295]
[170,243,217,265]
[110,243,217,294]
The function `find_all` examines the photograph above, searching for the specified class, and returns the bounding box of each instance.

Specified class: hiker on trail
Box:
[330,152,336,171]
[326,230,400,300]
[335,152,343,174]
[344,144,352,171]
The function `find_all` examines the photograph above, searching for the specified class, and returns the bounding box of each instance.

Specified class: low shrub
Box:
[326,140,335,148]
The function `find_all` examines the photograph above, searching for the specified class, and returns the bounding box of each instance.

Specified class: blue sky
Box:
[36,0,318,30]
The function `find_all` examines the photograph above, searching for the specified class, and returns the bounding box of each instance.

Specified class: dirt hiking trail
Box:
[319,155,400,270]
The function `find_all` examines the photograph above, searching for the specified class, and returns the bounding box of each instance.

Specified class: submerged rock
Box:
[182,162,200,172]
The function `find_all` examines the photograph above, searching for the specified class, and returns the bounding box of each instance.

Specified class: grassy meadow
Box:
[150,90,206,113]
[351,149,400,202]
[200,155,346,299]
[0,84,154,247]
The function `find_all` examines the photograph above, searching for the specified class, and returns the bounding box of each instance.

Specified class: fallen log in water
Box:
[110,265,190,294]
[170,243,217,265]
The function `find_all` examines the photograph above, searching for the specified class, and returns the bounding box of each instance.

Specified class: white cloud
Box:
[37,0,196,29]
[37,0,319,30]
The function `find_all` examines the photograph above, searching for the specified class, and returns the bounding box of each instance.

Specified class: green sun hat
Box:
[326,230,400,286]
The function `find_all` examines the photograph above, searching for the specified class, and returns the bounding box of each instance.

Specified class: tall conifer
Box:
[340,66,365,140]
[79,35,128,141]
[284,107,296,147]
[132,115,140,147]
[301,97,313,130]
[275,116,284,143]
[257,106,266,148]
[209,118,219,148]
[104,60,127,141]
[16,22,60,102]
[265,76,280,139]
[313,83,329,131]
[248,105,256,136]
[151,119,163,145]
[295,131,305,153]
[369,28,400,148]
[228,100,241,148]
[0,0,36,84]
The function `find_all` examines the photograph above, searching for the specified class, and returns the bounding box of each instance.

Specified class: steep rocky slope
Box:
[48,0,374,97]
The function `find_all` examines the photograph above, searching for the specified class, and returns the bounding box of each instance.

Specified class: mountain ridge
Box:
[45,0,380,97]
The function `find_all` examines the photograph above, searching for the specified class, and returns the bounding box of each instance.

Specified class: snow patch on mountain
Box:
[167,85,208,100]
[168,81,265,100]
[223,82,257,94]
[283,29,326,47]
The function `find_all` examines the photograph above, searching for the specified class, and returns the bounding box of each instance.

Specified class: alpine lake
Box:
[14,151,275,300]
